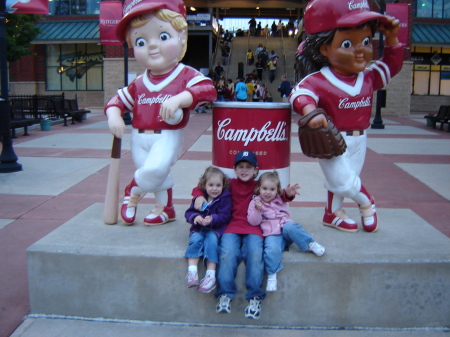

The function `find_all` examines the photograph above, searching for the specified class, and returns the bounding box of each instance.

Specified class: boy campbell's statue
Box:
[104,0,216,225]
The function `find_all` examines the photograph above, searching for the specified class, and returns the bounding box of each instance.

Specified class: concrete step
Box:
[11,317,450,337]
[26,203,450,329]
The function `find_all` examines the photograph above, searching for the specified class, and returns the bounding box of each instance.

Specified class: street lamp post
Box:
[0,0,22,173]
[371,0,386,130]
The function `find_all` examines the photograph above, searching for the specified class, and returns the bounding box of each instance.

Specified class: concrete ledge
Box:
[27,204,450,328]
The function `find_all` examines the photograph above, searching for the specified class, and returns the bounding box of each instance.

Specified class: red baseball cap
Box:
[116,0,186,42]
[304,0,389,35]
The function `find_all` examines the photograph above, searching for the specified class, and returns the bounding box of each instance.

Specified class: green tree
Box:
[6,14,40,63]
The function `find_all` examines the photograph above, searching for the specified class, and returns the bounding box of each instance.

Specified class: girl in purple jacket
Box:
[248,171,325,292]
[185,167,231,293]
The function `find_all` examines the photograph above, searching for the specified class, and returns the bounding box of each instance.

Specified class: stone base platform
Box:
[27,204,450,329]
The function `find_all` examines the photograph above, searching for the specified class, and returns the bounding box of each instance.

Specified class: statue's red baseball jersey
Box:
[106,63,216,130]
[290,45,403,132]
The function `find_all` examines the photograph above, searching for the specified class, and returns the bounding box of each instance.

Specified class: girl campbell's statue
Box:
[105,0,216,226]
[291,0,403,233]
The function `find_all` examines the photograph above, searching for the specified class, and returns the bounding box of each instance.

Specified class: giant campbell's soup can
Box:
[212,102,291,188]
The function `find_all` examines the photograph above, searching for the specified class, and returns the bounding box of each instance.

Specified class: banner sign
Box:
[6,0,49,14]
[99,1,122,45]
[386,3,409,46]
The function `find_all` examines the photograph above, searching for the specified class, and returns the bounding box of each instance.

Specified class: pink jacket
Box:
[247,195,294,237]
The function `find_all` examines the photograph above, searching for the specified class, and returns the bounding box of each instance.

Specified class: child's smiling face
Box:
[258,178,278,203]
[205,174,223,200]
[234,161,258,182]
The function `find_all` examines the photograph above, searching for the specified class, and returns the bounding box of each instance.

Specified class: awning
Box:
[412,23,450,46]
[33,20,99,44]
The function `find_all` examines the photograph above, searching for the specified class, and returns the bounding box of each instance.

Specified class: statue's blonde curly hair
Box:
[125,8,187,61]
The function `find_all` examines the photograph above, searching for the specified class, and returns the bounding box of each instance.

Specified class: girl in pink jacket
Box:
[248,171,325,292]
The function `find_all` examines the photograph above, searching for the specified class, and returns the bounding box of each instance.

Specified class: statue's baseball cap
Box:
[116,0,186,42]
[234,151,258,167]
[304,0,390,35]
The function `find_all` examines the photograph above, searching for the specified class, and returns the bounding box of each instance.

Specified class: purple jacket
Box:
[185,188,232,238]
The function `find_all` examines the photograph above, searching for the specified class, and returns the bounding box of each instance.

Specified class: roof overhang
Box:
[32,20,99,44]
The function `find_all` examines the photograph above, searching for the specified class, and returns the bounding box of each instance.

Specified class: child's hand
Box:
[194,215,204,225]
[194,196,207,210]
[254,200,263,211]
[202,216,212,226]
[285,183,300,198]
[379,15,400,46]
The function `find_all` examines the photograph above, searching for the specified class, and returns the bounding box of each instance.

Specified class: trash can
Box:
[212,102,291,187]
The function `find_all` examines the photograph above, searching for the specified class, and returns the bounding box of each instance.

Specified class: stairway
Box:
[226,36,299,102]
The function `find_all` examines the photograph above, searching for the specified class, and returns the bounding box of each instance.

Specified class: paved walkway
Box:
[1,108,449,337]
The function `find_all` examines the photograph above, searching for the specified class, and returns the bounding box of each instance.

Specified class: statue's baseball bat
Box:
[103,136,121,224]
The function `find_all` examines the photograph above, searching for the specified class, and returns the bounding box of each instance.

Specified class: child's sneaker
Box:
[244,297,261,319]
[186,271,199,288]
[198,275,216,293]
[309,241,325,257]
[216,295,232,314]
[266,279,277,292]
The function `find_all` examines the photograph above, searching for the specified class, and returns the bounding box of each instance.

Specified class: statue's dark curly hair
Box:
[297,21,378,80]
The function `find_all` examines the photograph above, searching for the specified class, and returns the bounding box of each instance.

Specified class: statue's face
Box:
[319,25,373,76]
[130,13,185,75]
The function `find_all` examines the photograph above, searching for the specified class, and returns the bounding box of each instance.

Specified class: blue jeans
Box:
[215,233,265,300]
[184,228,219,265]
[264,222,313,275]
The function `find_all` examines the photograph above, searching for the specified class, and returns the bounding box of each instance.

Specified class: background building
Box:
[5,0,450,112]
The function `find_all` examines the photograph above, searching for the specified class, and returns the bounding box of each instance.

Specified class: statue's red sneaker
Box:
[120,179,140,225]
[322,207,358,233]
[144,205,176,226]
[360,198,378,233]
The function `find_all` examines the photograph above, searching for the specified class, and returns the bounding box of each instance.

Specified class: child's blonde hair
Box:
[126,8,188,61]
[254,171,283,196]
[197,166,229,191]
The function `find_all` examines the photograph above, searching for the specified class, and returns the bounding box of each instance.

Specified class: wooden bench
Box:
[424,105,450,130]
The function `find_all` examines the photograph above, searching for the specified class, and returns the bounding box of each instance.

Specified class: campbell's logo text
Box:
[348,0,369,10]
[217,118,288,146]
[138,94,172,106]
[339,96,371,110]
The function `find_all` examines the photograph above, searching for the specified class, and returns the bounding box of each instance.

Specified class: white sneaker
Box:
[266,279,277,292]
[309,242,325,256]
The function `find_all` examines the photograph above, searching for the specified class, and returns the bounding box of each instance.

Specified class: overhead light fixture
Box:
[190,7,196,11]
[256,7,259,9]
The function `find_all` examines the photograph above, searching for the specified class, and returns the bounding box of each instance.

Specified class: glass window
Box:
[49,0,99,15]
[46,44,104,91]
[416,0,447,18]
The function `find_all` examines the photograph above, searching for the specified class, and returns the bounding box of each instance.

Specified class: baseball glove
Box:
[298,108,346,159]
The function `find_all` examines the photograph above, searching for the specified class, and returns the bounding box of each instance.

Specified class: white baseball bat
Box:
[103,136,121,225]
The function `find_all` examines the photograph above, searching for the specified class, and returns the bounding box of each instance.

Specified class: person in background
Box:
[247,49,254,66]
[234,77,248,102]
[278,75,291,102]
[248,17,257,37]
[246,79,255,102]
[226,78,235,101]
[216,79,227,102]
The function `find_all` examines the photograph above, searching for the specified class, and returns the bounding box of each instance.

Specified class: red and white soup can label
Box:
[212,102,291,187]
